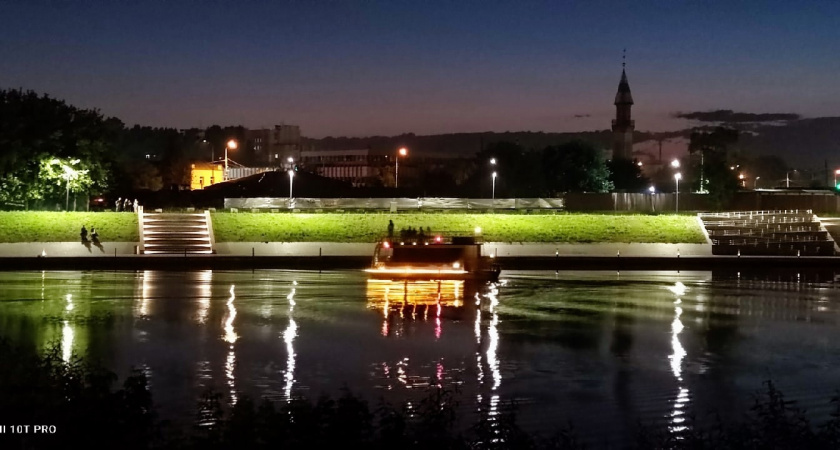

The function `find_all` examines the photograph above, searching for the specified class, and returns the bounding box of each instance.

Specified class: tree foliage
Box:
[542,140,612,194]
[689,127,740,208]
[608,157,648,192]
[0,89,118,209]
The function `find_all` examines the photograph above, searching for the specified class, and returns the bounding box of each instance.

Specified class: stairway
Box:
[699,210,836,256]
[140,211,215,255]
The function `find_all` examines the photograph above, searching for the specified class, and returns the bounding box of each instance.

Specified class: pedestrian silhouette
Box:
[91,227,104,252]
[80,225,88,242]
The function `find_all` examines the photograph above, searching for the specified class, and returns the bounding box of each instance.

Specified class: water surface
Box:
[0,269,838,446]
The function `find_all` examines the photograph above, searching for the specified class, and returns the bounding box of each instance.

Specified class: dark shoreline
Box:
[1,255,839,271]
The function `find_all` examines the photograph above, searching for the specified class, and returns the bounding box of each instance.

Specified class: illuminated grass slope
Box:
[0,212,139,242]
[211,212,707,244]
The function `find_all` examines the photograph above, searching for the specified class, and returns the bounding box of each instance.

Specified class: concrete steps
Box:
[140,212,214,255]
[699,210,836,256]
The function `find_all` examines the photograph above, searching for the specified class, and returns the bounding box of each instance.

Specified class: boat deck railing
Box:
[380,230,486,246]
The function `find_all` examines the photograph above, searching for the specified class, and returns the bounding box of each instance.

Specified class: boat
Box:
[365,233,501,281]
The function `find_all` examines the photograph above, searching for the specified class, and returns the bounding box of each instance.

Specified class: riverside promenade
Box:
[0,241,838,271]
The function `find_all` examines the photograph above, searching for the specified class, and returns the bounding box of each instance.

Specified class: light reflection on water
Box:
[0,269,839,446]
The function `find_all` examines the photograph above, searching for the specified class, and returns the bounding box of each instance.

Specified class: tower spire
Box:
[611,50,635,160]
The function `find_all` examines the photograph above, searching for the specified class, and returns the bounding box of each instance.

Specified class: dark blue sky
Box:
[2,1,838,137]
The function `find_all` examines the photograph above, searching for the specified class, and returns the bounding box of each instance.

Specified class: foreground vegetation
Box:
[0,212,138,242]
[1,339,839,449]
[211,212,707,243]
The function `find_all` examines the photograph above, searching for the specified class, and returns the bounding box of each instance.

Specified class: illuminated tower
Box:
[611,59,635,160]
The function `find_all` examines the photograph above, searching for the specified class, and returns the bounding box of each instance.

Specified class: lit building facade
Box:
[190,162,224,190]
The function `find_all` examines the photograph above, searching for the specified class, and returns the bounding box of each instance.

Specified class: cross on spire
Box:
[622,48,626,69]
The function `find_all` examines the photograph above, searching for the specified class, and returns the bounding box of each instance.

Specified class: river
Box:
[0,269,838,446]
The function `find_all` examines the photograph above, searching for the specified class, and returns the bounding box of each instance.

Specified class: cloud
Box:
[671,109,800,123]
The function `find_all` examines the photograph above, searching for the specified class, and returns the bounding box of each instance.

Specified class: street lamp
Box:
[490,158,496,165]
[786,169,797,188]
[52,158,81,211]
[288,169,294,200]
[834,169,840,187]
[754,176,761,189]
[492,171,497,201]
[674,172,682,213]
[671,159,680,169]
[225,139,237,179]
[739,173,745,188]
[395,147,407,188]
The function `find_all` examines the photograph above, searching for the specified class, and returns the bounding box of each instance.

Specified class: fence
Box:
[225,197,565,211]
[224,191,840,213]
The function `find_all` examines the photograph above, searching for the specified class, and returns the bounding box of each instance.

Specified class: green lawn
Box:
[0,212,139,242]
[0,211,707,244]
[211,212,707,243]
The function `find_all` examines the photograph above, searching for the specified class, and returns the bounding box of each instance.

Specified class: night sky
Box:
[2,1,838,137]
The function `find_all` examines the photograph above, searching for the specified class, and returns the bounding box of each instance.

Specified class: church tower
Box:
[611,59,635,160]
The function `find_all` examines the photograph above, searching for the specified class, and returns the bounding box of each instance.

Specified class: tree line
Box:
[1,88,802,210]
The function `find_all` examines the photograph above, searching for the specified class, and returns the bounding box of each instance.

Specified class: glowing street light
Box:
[648,186,655,193]
[51,158,82,211]
[671,159,680,169]
[739,173,745,188]
[288,169,294,200]
[490,158,496,165]
[395,147,408,188]
[754,176,761,189]
[834,169,840,187]
[225,139,237,179]
[674,172,682,213]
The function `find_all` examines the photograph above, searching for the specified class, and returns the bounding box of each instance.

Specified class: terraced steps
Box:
[140,212,214,255]
[699,210,836,256]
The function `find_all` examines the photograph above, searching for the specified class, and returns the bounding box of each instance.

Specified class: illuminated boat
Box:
[365,234,501,281]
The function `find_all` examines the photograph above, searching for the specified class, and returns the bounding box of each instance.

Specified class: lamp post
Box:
[754,176,761,189]
[225,139,237,180]
[674,172,682,213]
[834,169,840,187]
[395,147,407,188]
[785,170,797,188]
[492,171,497,201]
[288,169,294,200]
[671,159,680,169]
[52,158,80,211]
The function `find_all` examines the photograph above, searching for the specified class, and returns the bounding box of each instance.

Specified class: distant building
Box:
[190,162,224,190]
[611,67,635,160]
[245,125,301,166]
